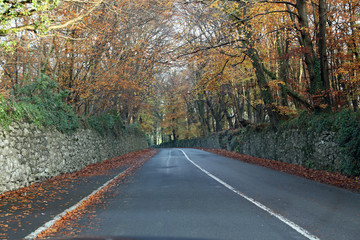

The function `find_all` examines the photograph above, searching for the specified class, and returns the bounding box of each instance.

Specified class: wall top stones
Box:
[0,122,148,194]
[158,128,344,175]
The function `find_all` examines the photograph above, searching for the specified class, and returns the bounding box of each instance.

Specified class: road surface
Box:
[32,148,359,240]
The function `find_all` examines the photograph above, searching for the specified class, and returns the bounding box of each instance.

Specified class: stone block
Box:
[0,122,147,194]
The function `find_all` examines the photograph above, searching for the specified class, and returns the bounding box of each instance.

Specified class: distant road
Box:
[50,148,360,239]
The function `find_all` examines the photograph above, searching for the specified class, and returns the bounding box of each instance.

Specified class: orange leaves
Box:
[0,0,174,126]
[0,149,158,239]
[35,148,158,239]
[40,0,174,120]
[277,105,297,117]
[203,148,360,192]
[268,80,285,91]
[209,0,221,9]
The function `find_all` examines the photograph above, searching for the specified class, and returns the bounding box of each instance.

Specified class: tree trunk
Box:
[246,47,280,127]
[295,0,331,110]
[318,0,331,104]
[195,98,209,137]
[225,108,234,129]
[295,0,320,95]
[245,83,251,122]
[278,37,290,107]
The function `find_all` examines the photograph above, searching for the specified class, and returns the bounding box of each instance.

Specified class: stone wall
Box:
[159,128,342,173]
[230,129,342,171]
[0,122,148,194]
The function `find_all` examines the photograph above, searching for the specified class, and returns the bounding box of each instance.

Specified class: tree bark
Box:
[278,36,290,107]
[318,0,331,104]
[295,0,320,95]
[246,47,280,127]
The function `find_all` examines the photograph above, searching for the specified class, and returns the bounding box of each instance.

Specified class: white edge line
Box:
[178,149,320,240]
[25,168,130,239]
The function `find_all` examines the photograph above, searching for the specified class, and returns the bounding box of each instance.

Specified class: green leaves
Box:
[282,109,360,177]
[12,74,80,133]
[334,110,360,176]
[32,0,59,11]
[86,111,123,136]
[0,75,138,137]
[0,0,60,37]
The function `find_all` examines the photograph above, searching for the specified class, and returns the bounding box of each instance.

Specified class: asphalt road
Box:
[37,149,360,239]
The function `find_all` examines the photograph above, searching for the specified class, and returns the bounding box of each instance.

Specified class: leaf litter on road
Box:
[36,150,156,239]
[0,148,158,239]
[200,148,360,192]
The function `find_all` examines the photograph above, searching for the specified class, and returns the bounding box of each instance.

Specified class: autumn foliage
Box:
[0,1,359,144]
[156,0,359,142]
[0,0,173,126]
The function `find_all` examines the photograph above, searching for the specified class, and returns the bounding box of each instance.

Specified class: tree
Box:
[0,0,106,36]
[1,0,175,124]
[1,0,359,140]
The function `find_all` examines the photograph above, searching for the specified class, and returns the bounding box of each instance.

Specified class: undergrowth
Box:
[13,75,79,133]
[0,74,141,136]
[85,111,123,136]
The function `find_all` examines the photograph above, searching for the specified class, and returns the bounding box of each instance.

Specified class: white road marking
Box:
[166,149,172,168]
[24,168,130,239]
[178,149,320,240]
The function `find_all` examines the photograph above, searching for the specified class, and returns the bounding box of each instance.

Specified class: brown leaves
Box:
[37,149,158,239]
[0,149,158,239]
[201,148,360,192]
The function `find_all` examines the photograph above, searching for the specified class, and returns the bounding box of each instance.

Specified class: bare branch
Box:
[258,0,297,8]
[48,0,103,31]
[0,0,103,36]
[177,38,247,58]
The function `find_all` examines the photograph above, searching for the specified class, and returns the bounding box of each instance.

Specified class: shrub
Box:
[86,111,123,136]
[0,96,60,131]
[334,110,360,176]
[12,74,80,133]
[124,123,146,136]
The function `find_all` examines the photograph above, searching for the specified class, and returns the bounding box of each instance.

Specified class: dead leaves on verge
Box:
[0,149,158,239]
[36,149,158,239]
[200,148,360,192]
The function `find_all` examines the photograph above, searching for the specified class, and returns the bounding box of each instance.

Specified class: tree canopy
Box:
[0,0,359,143]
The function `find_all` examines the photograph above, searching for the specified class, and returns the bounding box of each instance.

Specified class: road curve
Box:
[51,148,360,240]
